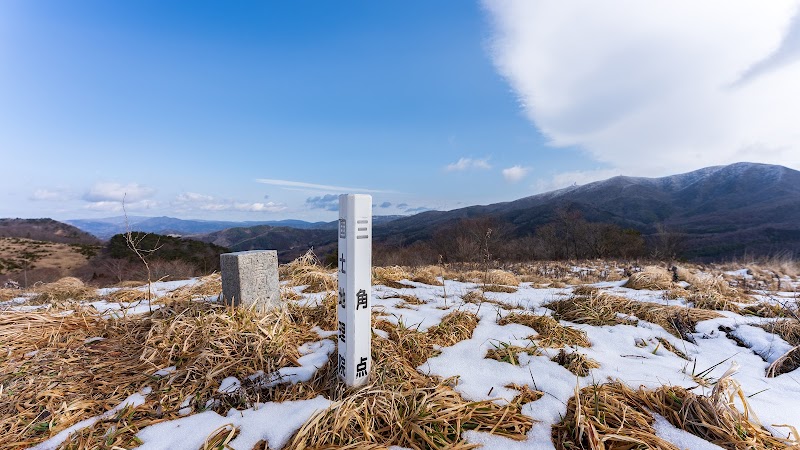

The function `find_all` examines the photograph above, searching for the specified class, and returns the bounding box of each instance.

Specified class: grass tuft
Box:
[498,313,590,348]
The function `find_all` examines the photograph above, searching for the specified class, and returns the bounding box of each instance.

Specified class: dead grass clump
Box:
[281,285,303,301]
[372,266,411,288]
[31,276,93,303]
[554,368,796,450]
[506,383,544,405]
[452,269,520,287]
[546,292,722,341]
[551,349,599,376]
[281,250,336,293]
[572,285,599,296]
[623,266,673,290]
[759,319,800,346]
[141,301,319,399]
[107,287,147,303]
[0,311,154,449]
[288,336,533,449]
[664,286,690,300]
[687,290,743,313]
[482,284,518,293]
[498,313,590,348]
[767,346,800,378]
[427,311,479,347]
[485,342,541,365]
[462,290,488,305]
[545,293,637,327]
[0,288,22,302]
[655,337,689,360]
[395,294,425,305]
[638,368,795,449]
[741,303,790,318]
[409,265,444,286]
[553,382,678,450]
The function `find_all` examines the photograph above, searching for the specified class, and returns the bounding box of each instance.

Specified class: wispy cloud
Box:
[256,178,395,194]
[174,191,286,213]
[30,188,72,202]
[305,194,340,211]
[176,192,214,202]
[84,199,158,212]
[445,157,492,172]
[502,165,530,182]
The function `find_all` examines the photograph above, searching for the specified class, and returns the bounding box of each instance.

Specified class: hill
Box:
[373,162,800,260]
[195,225,337,263]
[0,218,101,245]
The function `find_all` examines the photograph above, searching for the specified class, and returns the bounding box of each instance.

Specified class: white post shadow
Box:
[337,194,372,387]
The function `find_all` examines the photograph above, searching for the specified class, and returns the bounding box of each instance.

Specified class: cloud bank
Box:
[485,0,800,176]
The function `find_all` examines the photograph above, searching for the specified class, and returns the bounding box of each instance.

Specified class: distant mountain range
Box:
[66,215,405,240]
[373,162,800,259]
[15,162,800,261]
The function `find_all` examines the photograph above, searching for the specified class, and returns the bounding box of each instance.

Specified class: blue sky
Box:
[2,1,800,221]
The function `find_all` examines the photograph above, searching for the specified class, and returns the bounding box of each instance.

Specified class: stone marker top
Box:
[220,250,279,313]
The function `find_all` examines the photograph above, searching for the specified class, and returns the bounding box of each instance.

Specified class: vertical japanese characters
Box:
[337,194,372,387]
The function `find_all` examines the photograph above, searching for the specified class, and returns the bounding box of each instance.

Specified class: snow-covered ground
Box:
[9,270,800,450]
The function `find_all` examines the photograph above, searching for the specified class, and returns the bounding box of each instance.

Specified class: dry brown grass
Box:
[741,303,791,318]
[498,313,591,348]
[485,342,541,365]
[0,291,323,449]
[30,276,94,304]
[687,290,744,313]
[506,383,544,405]
[372,266,412,288]
[767,346,800,378]
[452,269,520,287]
[546,292,722,341]
[481,284,519,293]
[551,349,600,376]
[0,288,22,302]
[409,265,444,286]
[655,337,689,360]
[553,370,796,450]
[553,382,678,450]
[280,250,336,293]
[623,266,674,290]
[572,285,600,296]
[759,320,800,347]
[288,335,533,449]
[0,237,93,279]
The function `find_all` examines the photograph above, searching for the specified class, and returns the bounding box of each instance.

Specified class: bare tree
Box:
[123,196,162,302]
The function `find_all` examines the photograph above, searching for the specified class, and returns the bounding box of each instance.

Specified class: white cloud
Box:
[176,192,214,202]
[173,191,286,213]
[198,201,286,213]
[484,0,800,175]
[84,182,155,203]
[502,165,530,182]
[30,188,71,201]
[255,178,395,194]
[445,157,492,172]
[84,199,157,212]
[534,168,621,193]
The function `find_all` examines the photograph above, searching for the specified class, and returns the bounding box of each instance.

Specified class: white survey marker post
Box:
[337,194,372,387]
